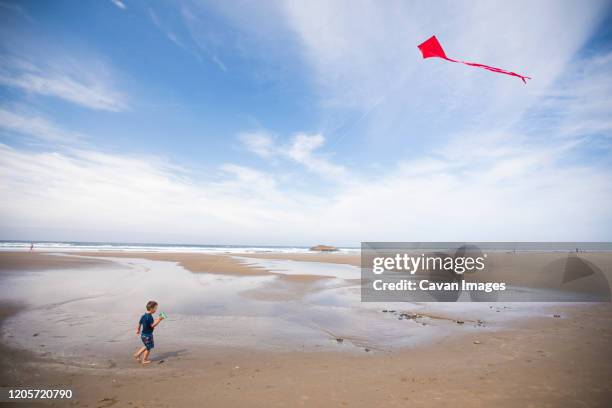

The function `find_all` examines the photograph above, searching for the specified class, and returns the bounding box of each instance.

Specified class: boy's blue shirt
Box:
[139,313,154,335]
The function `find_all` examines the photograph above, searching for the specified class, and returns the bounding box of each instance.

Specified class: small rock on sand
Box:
[309,244,338,252]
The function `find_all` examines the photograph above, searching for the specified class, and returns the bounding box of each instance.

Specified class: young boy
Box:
[133,300,164,364]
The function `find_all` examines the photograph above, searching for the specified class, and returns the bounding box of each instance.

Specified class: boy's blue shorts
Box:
[141,334,154,350]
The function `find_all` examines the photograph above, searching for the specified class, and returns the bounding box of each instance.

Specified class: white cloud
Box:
[285,133,347,180]
[1,134,610,245]
[240,131,348,181]
[0,143,321,244]
[239,131,274,157]
[0,108,83,143]
[286,133,324,161]
[0,57,128,112]
[110,0,126,10]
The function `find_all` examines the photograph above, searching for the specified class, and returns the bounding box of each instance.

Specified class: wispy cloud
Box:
[211,55,228,72]
[147,8,187,50]
[536,51,612,141]
[279,0,609,142]
[146,5,229,72]
[0,108,83,143]
[240,131,348,181]
[110,0,126,10]
[285,133,347,180]
[0,57,128,112]
[239,131,274,158]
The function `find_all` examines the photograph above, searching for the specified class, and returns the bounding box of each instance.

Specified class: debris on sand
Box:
[399,313,420,320]
[473,340,481,344]
[336,337,344,343]
[309,244,338,252]
[553,314,561,318]
[97,397,118,407]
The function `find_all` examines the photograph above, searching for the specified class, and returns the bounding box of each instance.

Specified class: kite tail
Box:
[444,57,531,84]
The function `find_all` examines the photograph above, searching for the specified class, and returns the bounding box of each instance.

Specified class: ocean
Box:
[0,240,359,253]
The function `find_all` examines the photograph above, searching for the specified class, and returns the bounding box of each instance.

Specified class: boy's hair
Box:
[146,300,158,311]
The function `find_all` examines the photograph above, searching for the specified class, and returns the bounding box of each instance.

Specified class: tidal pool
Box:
[0,254,563,366]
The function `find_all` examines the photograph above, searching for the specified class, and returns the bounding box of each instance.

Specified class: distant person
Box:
[30,243,33,251]
[134,300,165,365]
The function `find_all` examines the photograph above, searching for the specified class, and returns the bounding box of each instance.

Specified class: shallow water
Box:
[0,255,562,366]
[234,256,361,279]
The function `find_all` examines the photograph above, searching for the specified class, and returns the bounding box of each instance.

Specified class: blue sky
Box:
[1,0,611,245]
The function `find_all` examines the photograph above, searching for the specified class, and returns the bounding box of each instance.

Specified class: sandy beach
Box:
[1,250,612,407]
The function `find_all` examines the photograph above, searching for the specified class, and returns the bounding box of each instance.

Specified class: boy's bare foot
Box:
[133,355,141,362]
[142,360,151,365]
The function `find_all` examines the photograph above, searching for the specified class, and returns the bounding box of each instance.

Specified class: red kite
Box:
[417,35,531,84]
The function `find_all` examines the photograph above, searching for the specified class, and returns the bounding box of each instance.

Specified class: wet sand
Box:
[0,251,117,272]
[1,252,612,407]
[69,251,270,276]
